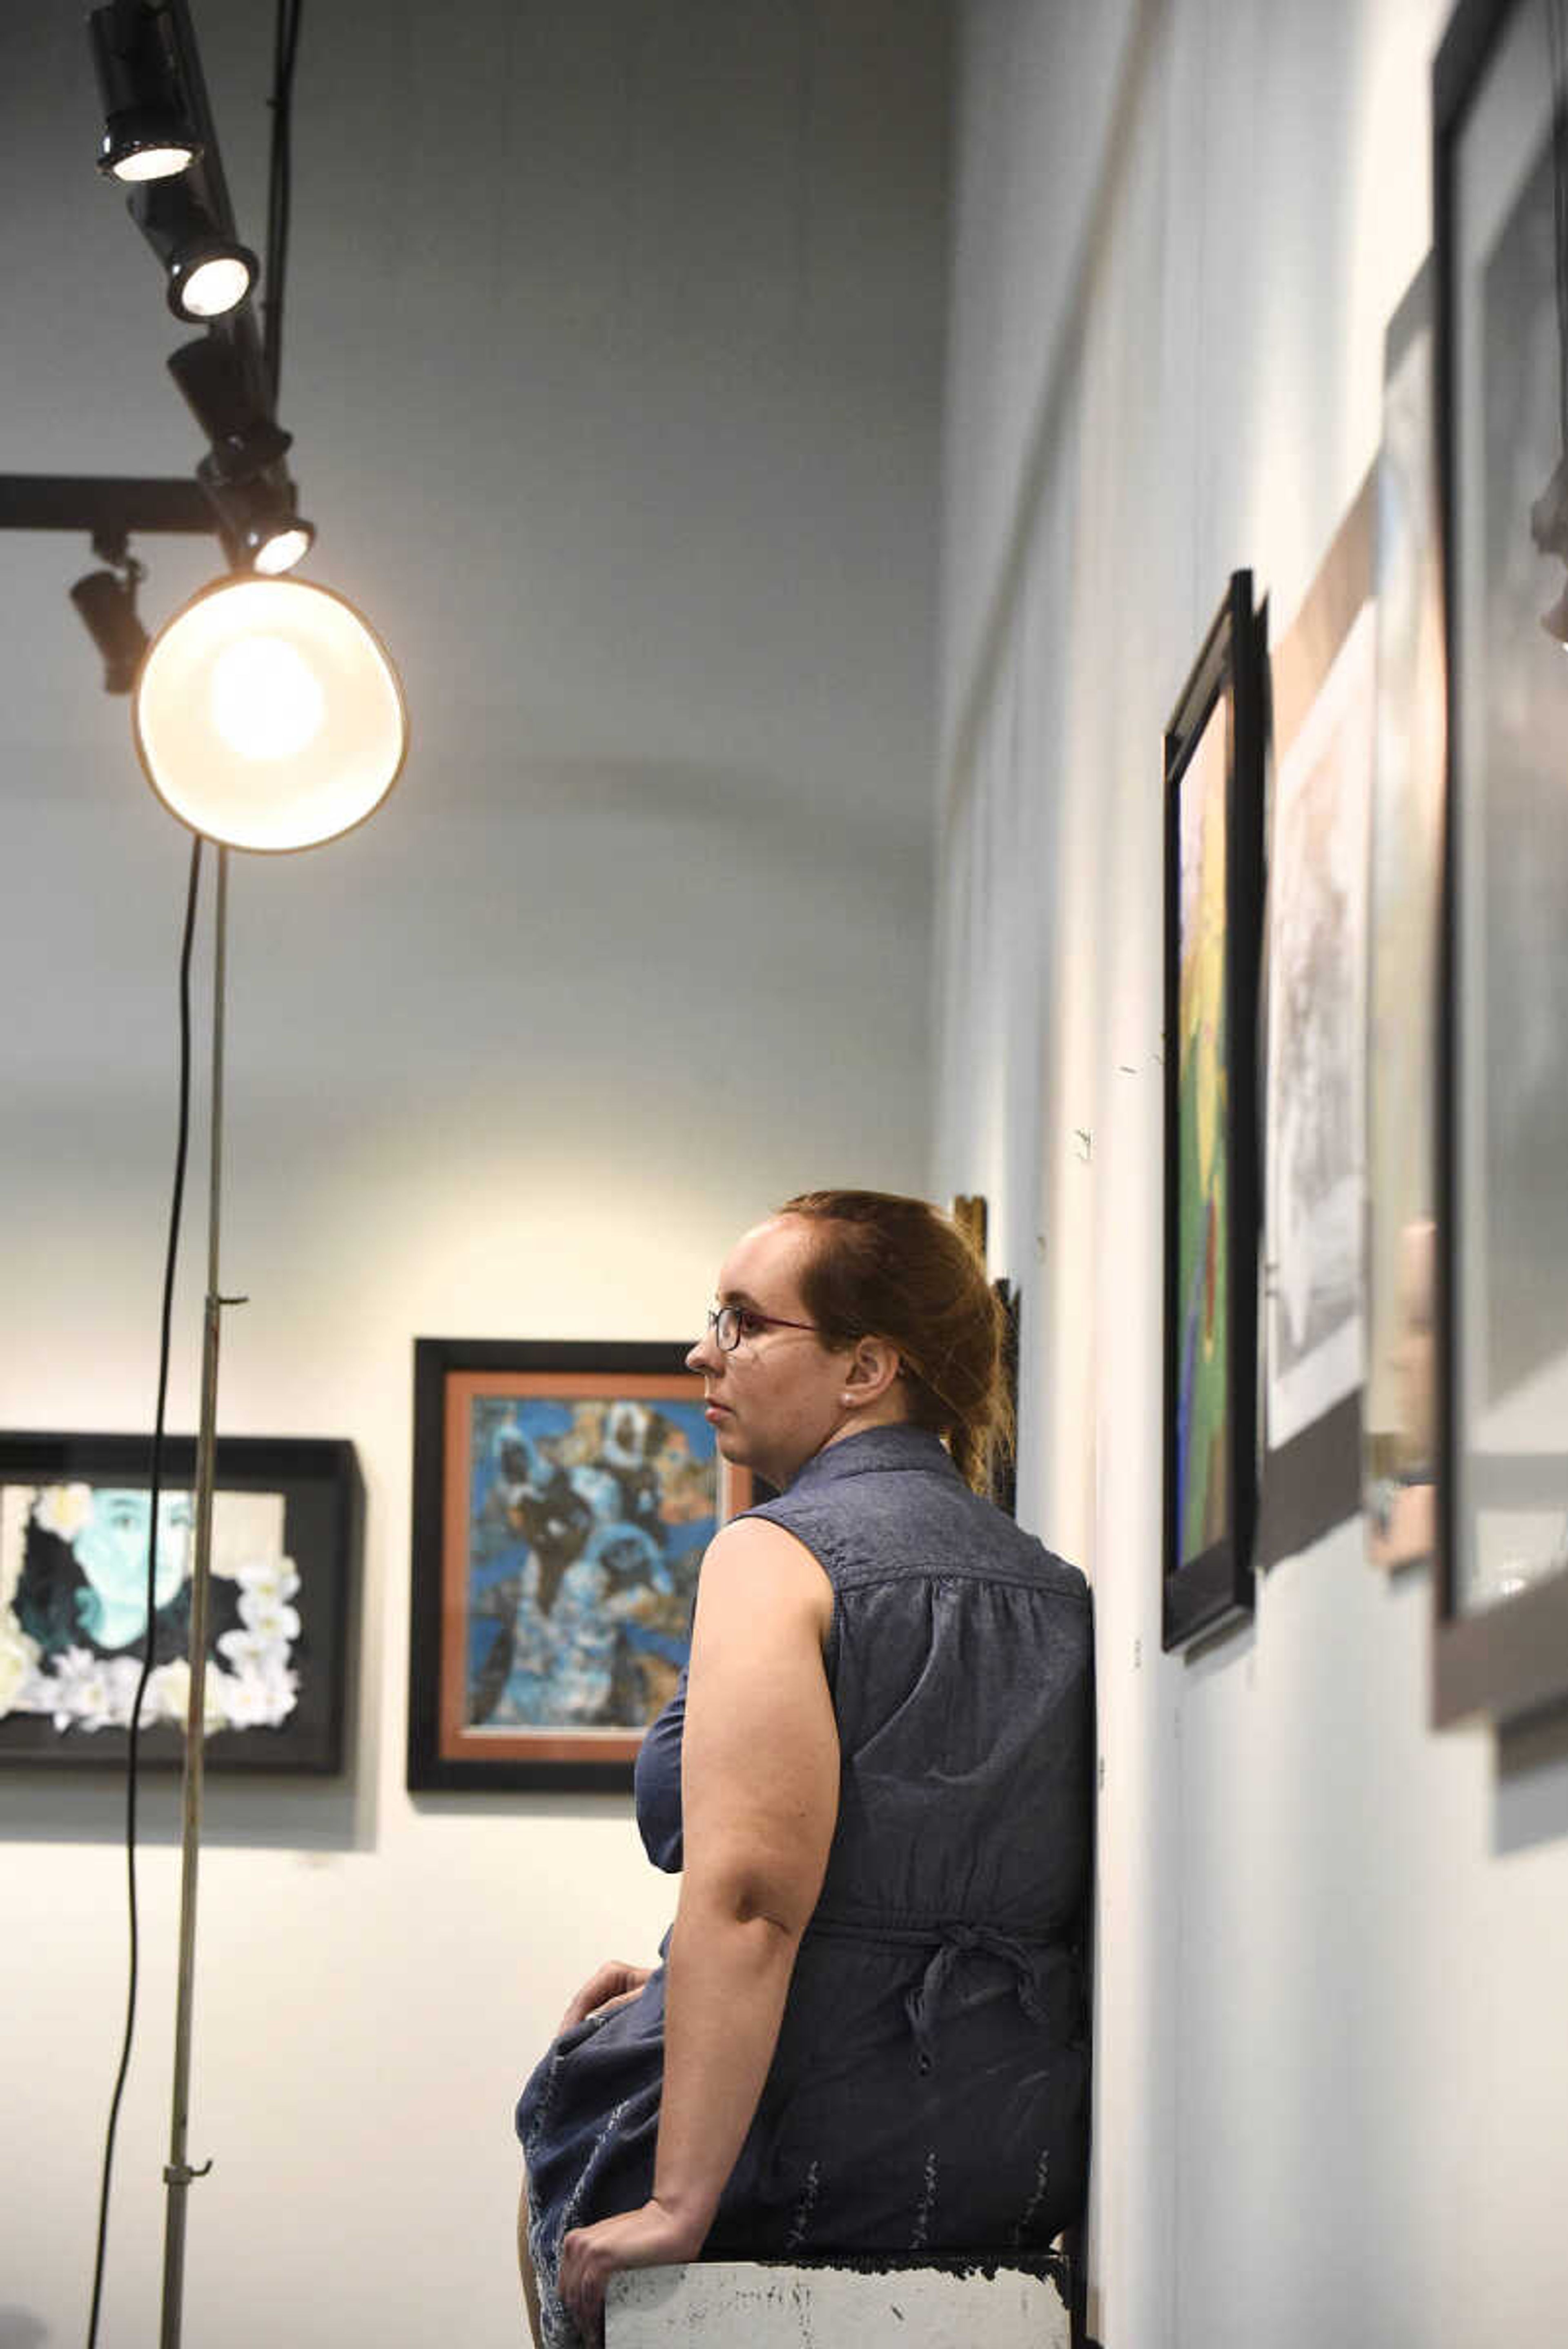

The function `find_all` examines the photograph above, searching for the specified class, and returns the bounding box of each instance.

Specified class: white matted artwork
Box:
[1363,263,1445,1570]
[0,1482,296,1737]
[1265,597,1376,1453]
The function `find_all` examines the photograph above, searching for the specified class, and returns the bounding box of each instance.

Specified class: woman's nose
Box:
[686,1329,715,1372]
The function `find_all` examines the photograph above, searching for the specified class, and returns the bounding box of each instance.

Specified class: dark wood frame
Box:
[408,1338,755,1792]
[1432,0,1568,1725]
[0,1431,359,1773]
[1162,572,1265,1650]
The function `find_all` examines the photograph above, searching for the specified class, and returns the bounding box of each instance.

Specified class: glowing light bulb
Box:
[252,524,313,577]
[136,574,406,851]
[179,252,252,319]
[209,636,326,761]
[112,142,196,182]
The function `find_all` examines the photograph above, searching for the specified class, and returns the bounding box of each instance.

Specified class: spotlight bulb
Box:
[173,248,256,322]
[209,636,326,760]
[101,128,198,183]
[134,577,407,853]
[250,521,315,577]
[130,180,257,323]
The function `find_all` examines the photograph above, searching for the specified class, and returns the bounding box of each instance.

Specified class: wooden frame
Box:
[1256,471,1377,1565]
[1432,0,1568,1724]
[1162,572,1265,1649]
[0,1431,359,1773]
[408,1338,756,1791]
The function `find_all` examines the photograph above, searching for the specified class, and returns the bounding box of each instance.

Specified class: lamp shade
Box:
[133,576,407,852]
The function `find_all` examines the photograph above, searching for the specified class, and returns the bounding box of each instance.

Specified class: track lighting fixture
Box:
[164,336,313,574]
[69,547,149,694]
[130,178,257,321]
[201,468,316,576]
[167,334,290,480]
[89,2,201,184]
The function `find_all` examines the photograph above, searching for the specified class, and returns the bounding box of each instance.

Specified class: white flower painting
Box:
[0,1481,299,1739]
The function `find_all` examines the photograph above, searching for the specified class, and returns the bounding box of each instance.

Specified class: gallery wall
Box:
[935,2,1568,2344]
[0,5,949,2345]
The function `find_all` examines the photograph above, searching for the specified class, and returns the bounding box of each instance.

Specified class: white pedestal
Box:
[606,2258,1070,2347]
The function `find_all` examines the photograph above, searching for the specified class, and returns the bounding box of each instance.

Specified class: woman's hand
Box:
[557,1959,653,2036]
[558,2198,703,2343]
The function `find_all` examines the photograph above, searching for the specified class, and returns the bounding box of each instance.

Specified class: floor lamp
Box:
[131,569,406,2349]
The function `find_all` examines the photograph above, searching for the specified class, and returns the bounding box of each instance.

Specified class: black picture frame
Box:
[1162,572,1265,1650]
[0,1432,359,1773]
[408,1338,759,1793]
[1432,0,1568,1725]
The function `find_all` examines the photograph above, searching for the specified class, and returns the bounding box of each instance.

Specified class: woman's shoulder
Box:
[748,1451,1090,1609]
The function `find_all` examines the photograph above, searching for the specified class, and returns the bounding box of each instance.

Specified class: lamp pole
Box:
[158,842,236,2349]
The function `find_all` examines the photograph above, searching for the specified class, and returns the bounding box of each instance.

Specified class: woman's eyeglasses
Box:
[706,1304,820,1352]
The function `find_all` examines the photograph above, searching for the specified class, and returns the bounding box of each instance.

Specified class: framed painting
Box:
[949,1195,1022,1517]
[0,1432,359,1773]
[408,1339,759,1791]
[1162,571,1265,1650]
[1363,260,1445,1572]
[1258,470,1377,1563]
[1432,0,1568,1723]
[990,1275,1021,1519]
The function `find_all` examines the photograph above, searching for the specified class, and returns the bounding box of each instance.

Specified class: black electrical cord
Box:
[262,0,305,406]
[85,834,204,2349]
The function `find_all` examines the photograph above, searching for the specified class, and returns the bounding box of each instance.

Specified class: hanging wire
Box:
[85,836,204,2349]
[262,0,305,406]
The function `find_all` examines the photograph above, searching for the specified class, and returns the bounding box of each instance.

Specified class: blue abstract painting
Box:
[463,1394,719,1732]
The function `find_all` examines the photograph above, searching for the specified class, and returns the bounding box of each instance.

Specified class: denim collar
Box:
[785,1422,960,1493]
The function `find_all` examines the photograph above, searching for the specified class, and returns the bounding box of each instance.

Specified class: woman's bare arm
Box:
[653,1516,837,2233]
[558,1516,836,2330]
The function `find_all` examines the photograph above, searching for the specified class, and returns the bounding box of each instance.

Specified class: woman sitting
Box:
[516,1189,1093,2346]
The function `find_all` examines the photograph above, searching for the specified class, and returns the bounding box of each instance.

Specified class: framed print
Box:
[1162,571,1265,1650]
[1258,470,1377,1564]
[408,1339,759,1791]
[1432,0,1568,1723]
[1364,261,1445,1571]
[991,1275,1021,1519]
[949,1196,1021,1517]
[0,1432,359,1773]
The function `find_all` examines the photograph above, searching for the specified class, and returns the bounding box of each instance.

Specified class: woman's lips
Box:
[704,1401,729,1421]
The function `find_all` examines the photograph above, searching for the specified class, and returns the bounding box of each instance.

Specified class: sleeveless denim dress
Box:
[515,1423,1093,2349]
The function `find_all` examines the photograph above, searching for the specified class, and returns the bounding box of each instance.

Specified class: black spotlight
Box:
[130,178,257,321]
[89,2,200,185]
[70,564,149,695]
[167,334,291,479]
[201,468,316,576]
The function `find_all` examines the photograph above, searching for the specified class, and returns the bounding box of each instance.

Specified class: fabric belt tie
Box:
[902,1923,1049,2079]
[802,1913,1076,2079]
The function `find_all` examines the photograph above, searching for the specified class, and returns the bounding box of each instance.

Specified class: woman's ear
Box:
[841,1335,902,1408]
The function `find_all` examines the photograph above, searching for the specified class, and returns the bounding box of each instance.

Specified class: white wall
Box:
[0,6,949,2345]
[937,3,1568,2345]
